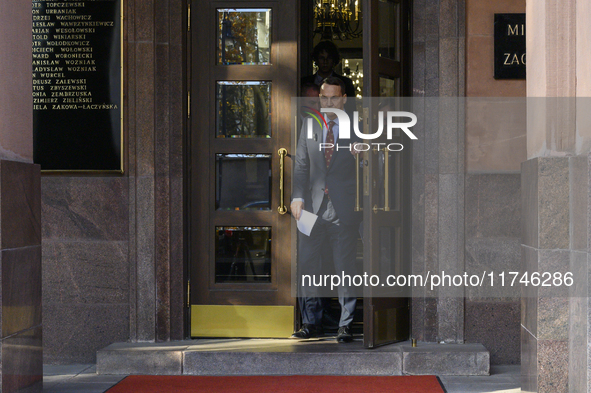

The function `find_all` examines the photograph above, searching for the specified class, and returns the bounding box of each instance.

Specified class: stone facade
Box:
[520,156,590,392]
[0,1,43,391]
[520,0,591,390]
[464,174,521,364]
[0,161,43,392]
[0,1,33,163]
[35,0,525,366]
[411,0,467,345]
[42,0,186,363]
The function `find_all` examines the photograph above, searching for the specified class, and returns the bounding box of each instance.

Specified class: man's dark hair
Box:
[301,82,320,95]
[321,76,346,96]
[312,41,341,65]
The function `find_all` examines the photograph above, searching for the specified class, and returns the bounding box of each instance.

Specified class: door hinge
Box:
[187,2,191,32]
[187,91,191,118]
[186,279,191,308]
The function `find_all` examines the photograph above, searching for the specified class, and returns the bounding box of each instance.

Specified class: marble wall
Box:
[465,0,526,98]
[411,1,521,362]
[41,178,130,363]
[124,0,185,344]
[464,174,521,364]
[522,0,591,390]
[521,156,590,392]
[465,0,526,173]
[411,0,466,344]
[0,1,43,390]
[0,160,43,392]
[462,0,525,365]
[41,0,186,363]
[0,1,33,163]
[526,0,591,156]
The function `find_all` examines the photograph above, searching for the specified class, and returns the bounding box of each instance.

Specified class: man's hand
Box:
[351,142,363,156]
[291,201,304,220]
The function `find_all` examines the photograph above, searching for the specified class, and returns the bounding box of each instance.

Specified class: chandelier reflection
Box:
[314,0,362,41]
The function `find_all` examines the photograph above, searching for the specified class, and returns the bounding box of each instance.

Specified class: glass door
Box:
[189,1,297,337]
[362,0,412,348]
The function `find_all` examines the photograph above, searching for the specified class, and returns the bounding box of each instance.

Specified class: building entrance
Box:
[188,0,412,347]
[188,1,298,338]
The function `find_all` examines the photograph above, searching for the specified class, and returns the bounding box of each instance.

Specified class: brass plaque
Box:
[191,305,294,338]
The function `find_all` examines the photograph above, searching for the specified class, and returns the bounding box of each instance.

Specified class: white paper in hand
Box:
[296,210,318,236]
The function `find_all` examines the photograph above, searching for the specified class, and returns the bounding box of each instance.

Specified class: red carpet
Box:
[107,375,447,392]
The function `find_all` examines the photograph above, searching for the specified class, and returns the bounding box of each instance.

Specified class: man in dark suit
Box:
[290,77,362,343]
[301,41,356,115]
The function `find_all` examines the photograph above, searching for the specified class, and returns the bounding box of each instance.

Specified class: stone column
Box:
[126,0,185,343]
[0,0,43,392]
[522,0,591,391]
[521,157,570,393]
[412,0,466,344]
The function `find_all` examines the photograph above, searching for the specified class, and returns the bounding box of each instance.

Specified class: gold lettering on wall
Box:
[507,24,525,36]
[31,0,118,110]
[503,53,526,66]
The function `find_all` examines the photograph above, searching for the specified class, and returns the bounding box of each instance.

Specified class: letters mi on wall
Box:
[32,0,123,172]
[494,13,526,80]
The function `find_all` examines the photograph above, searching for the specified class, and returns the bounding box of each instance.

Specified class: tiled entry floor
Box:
[43,363,520,393]
[43,364,125,393]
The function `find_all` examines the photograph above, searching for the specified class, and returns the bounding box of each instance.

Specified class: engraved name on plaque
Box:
[494,13,526,80]
[32,0,122,172]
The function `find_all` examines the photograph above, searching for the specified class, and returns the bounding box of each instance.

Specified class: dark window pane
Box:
[378,0,399,61]
[216,154,271,211]
[215,226,272,283]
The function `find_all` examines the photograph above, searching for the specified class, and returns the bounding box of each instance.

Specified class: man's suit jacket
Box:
[292,120,362,226]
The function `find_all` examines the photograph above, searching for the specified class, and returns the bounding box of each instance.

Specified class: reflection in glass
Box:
[342,58,364,100]
[215,226,271,283]
[379,227,400,277]
[217,9,271,65]
[378,0,399,60]
[377,150,400,210]
[216,81,271,138]
[216,154,271,211]
[379,76,399,97]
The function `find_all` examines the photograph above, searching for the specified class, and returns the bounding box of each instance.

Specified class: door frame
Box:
[362,0,413,348]
[183,0,414,341]
[186,0,299,338]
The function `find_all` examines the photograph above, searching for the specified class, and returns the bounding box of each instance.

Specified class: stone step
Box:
[97,339,489,377]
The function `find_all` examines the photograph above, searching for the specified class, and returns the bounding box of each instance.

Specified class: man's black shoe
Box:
[336,325,353,343]
[290,324,322,339]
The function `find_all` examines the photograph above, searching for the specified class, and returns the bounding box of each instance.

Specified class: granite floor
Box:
[43,364,520,392]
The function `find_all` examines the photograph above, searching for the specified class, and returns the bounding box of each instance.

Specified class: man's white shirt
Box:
[292,117,339,205]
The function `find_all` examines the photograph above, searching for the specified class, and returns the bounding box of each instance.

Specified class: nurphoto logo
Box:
[302,107,418,152]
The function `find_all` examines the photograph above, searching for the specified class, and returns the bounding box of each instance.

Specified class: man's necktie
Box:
[325,121,335,168]
[324,121,335,196]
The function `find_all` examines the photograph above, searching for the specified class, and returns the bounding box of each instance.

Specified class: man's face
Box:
[316,50,335,75]
[320,84,346,120]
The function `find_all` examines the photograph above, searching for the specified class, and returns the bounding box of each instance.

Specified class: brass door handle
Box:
[384,149,390,212]
[373,150,390,214]
[355,153,363,211]
[278,148,288,214]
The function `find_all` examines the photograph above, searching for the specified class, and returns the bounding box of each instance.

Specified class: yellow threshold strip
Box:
[191,305,294,338]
